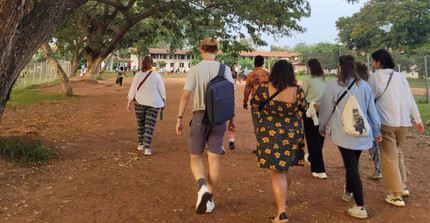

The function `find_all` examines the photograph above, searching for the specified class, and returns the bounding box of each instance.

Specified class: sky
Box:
[259,0,367,51]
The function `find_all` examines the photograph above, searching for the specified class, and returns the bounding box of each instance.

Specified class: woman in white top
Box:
[127,56,166,156]
[368,49,425,207]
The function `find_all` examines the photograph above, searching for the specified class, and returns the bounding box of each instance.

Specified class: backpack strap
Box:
[217,64,226,78]
[332,79,356,114]
[374,70,394,102]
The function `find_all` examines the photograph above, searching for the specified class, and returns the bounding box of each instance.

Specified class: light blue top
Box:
[318,78,381,150]
[301,75,326,103]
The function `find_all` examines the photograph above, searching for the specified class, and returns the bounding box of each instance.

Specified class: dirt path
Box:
[0,77,429,223]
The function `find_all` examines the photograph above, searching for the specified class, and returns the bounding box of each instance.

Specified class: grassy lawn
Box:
[8,87,67,107]
[415,96,430,124]
[407,78,429,89]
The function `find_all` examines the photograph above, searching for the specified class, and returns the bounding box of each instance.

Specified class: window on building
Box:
[153,63,157,67]
[180,63,184,67]
[162,54,167,59]
[170,63,174,67]
[181,55,185,59]
[169,55,173,59]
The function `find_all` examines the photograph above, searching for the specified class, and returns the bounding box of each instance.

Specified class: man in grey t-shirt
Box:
[176,38,236,214]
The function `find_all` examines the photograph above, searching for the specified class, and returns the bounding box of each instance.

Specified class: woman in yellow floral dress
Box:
[251,60,308,222]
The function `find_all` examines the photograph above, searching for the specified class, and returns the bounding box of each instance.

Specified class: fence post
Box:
[425,56,429,103]
[367,54,370,69]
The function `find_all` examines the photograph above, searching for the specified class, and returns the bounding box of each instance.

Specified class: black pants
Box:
[338,147,364,206]
[303,116,326,173]
[118,76,123,86]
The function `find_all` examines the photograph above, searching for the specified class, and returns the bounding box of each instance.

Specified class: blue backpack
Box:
[203,64,235,125]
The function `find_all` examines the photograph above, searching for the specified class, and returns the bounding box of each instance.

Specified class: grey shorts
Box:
[189,112,226,155]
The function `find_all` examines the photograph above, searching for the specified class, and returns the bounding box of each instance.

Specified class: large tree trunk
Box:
[71,48,85,77]
[41,42,73,96]
[97,52,113,79]
[0,0,88,125]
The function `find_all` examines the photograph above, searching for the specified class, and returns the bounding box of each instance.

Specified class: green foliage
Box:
[295,42,346,72]
[270,45,294,52]
[336,0,430,51]
[158,60,167,68]
[30,52,46,63]
[0,138,55,165]
[239,58,254,71]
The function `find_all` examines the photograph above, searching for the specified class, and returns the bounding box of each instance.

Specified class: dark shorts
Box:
[189,112,226,155]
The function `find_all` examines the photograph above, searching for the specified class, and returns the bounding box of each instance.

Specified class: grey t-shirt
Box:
[184,60,234,112]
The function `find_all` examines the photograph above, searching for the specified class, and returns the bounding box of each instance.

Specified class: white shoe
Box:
[196,185,211,214]
[144,148,152,156]
[312,172,327,179]
[385,194,405,207]
[343,191,353,202]
[370,169,382,179]
[206,200,215,213]
[402,188,410,197]
[347,205,368,219]
[137,145,144,151]
[304,153,309,163]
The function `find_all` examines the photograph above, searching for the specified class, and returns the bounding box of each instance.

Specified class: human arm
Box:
[126,74,139,111]
[158,75,167,109]
[243,75,253,109]
[301,76,309,97]
[318,80,336,136]
[366,84,382,138]
[297,85,309,113]
[176,90,192,136]
[406,81,424,133]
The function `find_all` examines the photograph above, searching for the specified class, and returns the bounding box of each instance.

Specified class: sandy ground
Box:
[0,76,429,223]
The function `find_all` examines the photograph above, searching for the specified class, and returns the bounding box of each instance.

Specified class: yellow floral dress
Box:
[250,82,308,170]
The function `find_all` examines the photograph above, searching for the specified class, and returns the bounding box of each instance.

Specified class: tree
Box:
[158,60,166,68]
[295,42,347,73]
[71,0,314,81]
[336,0,430,51]
[0,0,360,125]
[53,10,88,77]
[0,0,88,124]
[40,41,73,96]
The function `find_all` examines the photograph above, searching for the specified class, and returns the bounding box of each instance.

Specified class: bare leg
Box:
[207,151,221,193]
[270,169,289,220]
[190,154,205,182]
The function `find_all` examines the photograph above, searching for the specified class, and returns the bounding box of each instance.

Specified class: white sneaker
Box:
[385,194,405,207]
[347,205,368,219]
[312,172,327,179]
[304,153,309,163]
[370,169,382,179]
[343,191,353,202]
[196,185,211,214]
[144,148,152,156]
[402,188,410,197]
[206,200,215,213]
[137,145,144,151]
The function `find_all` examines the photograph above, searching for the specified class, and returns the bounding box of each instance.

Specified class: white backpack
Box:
[336,86,370,136]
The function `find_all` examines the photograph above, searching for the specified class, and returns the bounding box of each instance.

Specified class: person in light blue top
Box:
[318,55,382,219]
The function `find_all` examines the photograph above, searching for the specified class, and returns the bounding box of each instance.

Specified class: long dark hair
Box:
[338,55,357,87]
[371,49,395,69]
[269,60,297,91]
[307,58,325,80]
[355,62,369,81]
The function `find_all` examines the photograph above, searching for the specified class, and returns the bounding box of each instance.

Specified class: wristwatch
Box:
[177,115,183,119]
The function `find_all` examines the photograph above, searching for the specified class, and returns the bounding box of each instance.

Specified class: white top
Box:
[127,70,166,108]
[184,60,234,112]
[368,68,421,126]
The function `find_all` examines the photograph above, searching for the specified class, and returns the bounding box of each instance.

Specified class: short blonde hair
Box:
[200,38,219,53]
